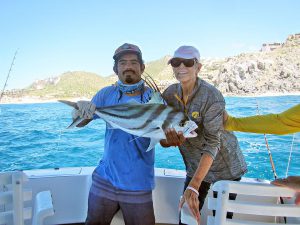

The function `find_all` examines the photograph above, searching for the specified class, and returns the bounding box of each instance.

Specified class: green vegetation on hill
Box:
[145,56,171,79]
[26,71,116,99]
[5,33,300,101]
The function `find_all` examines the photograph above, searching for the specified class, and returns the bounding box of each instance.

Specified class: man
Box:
[74,43,155,225]
[272,176,300,205]
[160,46,248,224]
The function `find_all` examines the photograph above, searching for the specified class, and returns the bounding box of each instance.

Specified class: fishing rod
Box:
[143,72,162,94]
[0,49,18,102]
[255,100,286,224]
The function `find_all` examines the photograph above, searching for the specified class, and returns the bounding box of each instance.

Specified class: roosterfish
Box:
[59,92,198,152]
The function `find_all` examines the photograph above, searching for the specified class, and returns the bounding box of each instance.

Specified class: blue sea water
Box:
[0,95,299,181]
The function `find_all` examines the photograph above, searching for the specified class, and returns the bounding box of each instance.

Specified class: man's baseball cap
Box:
[113,43,142,60]
[168,45,200,64]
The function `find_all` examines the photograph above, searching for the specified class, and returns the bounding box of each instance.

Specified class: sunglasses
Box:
[170,58,197,67]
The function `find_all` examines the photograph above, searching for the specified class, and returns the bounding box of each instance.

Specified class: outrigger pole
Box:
[0,49,18,102]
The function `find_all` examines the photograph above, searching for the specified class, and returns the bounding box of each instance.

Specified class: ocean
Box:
[0,95,299,180]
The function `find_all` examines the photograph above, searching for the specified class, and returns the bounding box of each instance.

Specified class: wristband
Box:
[186,186,199,196]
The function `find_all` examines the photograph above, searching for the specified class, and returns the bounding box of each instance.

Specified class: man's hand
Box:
[72,100,96,120]
[271,176,300,191]
[160,128,186,147]
[271,176,300,205]
[179,188,201,224]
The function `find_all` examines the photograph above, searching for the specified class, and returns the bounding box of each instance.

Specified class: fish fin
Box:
[147,92,164,104]
[67,116,85,129]
[59,100,93,128]
[127,127,161,151]
[58,100,79,109]
[146,138,159,152]
[129,136,142,142]
[128,127,160,143]
[76,119,92,127]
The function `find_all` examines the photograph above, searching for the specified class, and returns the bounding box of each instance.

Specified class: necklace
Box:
[174,90,192,115]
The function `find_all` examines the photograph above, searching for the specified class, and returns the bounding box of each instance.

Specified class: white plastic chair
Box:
[207,180,300,225]
[0,171,54,225]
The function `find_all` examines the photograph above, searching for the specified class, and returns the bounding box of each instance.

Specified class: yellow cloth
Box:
[225,104,300,135]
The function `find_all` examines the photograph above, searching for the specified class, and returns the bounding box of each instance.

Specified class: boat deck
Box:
[19,167,300,225]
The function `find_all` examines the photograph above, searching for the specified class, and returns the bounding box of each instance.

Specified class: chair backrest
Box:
[207,180,300,225]
[0,171,32,225]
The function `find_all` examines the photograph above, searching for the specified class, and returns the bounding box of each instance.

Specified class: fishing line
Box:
[0,49,18,102]
[285,133,295,177]
[143,72,167,105]
[143,72,161,94]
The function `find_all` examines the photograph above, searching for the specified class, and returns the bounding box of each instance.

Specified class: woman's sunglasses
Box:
[170,58,197,67]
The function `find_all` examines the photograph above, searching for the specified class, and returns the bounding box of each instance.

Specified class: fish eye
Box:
[179,120,185,127]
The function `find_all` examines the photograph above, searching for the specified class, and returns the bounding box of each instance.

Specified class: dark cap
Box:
[113,43,142,60]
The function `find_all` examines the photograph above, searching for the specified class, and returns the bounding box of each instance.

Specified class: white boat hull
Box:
[23,167,300,225]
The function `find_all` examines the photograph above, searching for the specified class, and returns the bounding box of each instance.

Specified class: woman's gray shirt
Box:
[163,78,247,183]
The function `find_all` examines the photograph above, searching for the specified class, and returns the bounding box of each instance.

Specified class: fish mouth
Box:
[189,130,198,137]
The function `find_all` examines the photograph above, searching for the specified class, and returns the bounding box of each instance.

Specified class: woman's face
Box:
[171,58,202,83]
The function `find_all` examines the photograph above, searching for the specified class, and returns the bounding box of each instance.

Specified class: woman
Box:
[160,46,247,224]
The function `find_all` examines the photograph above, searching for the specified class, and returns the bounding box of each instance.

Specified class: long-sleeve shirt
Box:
[163,78,247,183]
[225,104,300,135]
[91,85,155,191]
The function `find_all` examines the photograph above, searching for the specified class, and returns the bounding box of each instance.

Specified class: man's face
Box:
[116,53,144,84]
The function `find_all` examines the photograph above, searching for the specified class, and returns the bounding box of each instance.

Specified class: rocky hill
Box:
[155,33,300,96]
[212,34,300,95]
[1,33,300,103]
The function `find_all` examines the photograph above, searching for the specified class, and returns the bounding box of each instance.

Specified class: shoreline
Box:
[0,97,90,105]
[223,92,300,98]
[0,92,299,105]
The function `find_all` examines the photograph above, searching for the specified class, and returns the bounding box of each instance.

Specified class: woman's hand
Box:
[179,187,201,224]
[161,128,186,147]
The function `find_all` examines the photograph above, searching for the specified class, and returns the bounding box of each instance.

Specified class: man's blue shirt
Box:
[91,85,155,191]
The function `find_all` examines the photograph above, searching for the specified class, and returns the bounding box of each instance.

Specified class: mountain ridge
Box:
[2,33,300,103]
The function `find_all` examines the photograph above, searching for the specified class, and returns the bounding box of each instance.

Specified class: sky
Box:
[1,0,300,90]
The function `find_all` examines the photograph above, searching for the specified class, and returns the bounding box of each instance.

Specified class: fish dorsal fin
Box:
[146,138,159,152]
[147,92,164,104]
[58,100,78,109]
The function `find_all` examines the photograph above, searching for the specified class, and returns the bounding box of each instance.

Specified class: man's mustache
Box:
[122,69,136,75]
